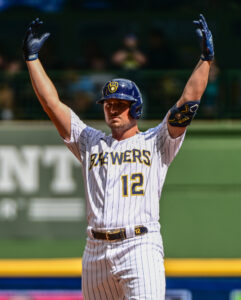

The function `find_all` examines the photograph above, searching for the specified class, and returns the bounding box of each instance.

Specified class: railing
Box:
[0,69,241,120]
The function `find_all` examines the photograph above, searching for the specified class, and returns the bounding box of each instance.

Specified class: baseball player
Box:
[22,14,214,300]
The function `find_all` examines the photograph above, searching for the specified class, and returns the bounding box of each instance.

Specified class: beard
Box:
[107,116,135,131]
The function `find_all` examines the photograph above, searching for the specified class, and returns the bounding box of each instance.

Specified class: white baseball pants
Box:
[82,231,166,300]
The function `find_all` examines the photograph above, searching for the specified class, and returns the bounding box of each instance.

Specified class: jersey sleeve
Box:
[63,109,99,163]
[155,113,186,166]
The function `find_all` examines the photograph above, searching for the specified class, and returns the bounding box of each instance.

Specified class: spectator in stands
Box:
[146,28,178,69]
[111,33,147,70]
[0,52,7,69]
[0,45,22,73]
[81,40,108,70]
[6,59,23,75]
[0,83,14,120]
[201,59,220,118]
[65,40,116,118]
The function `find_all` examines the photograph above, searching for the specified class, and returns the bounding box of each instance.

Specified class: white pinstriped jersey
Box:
[64,109,185,229]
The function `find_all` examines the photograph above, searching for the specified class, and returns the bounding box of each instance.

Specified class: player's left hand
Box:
[23,18,50,61]
[193,14,214,61]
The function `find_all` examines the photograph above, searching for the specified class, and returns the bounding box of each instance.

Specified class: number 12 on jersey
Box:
[121,173,144,197]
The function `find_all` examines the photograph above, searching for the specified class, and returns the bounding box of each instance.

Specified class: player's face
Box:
[103,99,134,129]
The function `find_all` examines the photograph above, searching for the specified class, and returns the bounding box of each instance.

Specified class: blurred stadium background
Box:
[0,0,241,299]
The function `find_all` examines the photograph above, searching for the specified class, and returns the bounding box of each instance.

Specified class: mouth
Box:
[110,116,120,120]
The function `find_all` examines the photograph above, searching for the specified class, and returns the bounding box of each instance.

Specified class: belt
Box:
[91,225,148,241]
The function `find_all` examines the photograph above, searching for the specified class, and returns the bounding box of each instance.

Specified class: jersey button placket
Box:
[103,138,115,227]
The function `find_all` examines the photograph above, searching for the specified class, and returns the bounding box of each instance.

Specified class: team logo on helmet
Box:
[107,81,119,94]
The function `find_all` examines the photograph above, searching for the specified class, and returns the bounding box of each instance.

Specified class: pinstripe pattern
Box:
[83,232,165,299]
[64,109,185,299]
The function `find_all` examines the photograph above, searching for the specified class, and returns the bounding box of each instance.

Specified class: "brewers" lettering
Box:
[89,149,151,169]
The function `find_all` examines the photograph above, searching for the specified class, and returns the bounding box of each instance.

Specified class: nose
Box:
[109,104,118,114]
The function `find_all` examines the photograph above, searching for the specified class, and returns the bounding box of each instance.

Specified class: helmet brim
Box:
[96,94,136,104]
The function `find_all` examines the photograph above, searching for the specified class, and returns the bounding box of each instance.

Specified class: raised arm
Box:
[23,18,71,140]
[168,14,214,138]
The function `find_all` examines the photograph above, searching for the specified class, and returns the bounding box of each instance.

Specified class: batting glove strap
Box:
[194,14,214,61]
[24,53,39,61]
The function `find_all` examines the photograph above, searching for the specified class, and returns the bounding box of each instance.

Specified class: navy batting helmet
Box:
[97,78,143,119]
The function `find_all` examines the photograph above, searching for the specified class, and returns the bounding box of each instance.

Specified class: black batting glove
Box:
[193,14,214,61]
[23,18,50,61]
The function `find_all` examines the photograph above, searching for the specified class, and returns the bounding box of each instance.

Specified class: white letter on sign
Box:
[0,146,40,193]
[42,146,80,193]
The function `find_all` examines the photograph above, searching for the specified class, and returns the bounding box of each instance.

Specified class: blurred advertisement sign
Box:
[0,0,64,12]
[166,289,192,300]
[0,126,86,238]
[230,290,241,300]
[0,291,83,300]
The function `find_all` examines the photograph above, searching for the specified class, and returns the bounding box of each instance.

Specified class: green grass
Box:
[0,239,86,259]
[161,186,241,258]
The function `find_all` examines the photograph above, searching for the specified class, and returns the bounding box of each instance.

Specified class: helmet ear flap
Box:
[130,101,142,119]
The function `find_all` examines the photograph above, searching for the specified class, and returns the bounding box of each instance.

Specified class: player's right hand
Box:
[23,18,50,61]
